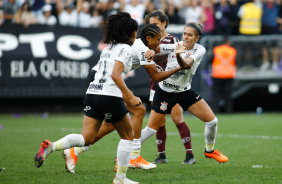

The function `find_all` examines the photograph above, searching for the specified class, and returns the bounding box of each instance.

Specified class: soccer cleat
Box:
[129,156,156,170]
[153,154,168,164]
[34,140,53,168]
[181,154,196,164]
[114,157,118,172]
[205,149,228,163]
[63,148,77,173]
[113,176,139,184]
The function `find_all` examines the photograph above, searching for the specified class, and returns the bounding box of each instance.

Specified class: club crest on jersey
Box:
[160,101,168,111]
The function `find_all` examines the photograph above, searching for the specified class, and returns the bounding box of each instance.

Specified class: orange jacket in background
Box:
[212,45,237,79]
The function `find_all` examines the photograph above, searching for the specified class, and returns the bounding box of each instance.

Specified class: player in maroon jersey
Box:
[145,10,196,164]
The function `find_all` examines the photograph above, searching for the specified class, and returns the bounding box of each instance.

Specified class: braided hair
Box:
[185,22,203,37]
[102,12,138,47]
[145,10,169,29]
[139,24,161,47]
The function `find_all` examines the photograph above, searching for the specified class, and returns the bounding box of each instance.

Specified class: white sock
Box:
[53,134,85,151]
[74,145,91,156]
[204,117,218,152]
[130,138,141,160]
[116,139,132,178]
[140,126,157,143]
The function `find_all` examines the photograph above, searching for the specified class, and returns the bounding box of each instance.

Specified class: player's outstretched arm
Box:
[143,64,180,83]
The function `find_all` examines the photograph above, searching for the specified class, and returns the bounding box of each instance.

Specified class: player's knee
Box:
[120,130,134,140]
[172,115,184,125]
[133,104,146,117]
[205,117,218,127]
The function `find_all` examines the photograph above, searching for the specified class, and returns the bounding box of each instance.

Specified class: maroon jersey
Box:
[150,34,179,90]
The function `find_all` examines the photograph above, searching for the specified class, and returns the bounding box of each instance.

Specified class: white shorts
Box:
[149,90,155,102]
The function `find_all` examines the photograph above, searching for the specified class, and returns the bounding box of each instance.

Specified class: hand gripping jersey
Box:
[159,42,206,93]
[150,34,179,90]
[87,43,132,98]
[130,38,156,70]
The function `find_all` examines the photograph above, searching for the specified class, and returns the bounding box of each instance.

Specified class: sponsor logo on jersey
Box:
[167,67,185,76]
[162,38,172,42]
[88,83,103,90]
[141,52,146,61]
[196,95,200,99]
[160,101,168,111]
[84,106,91,112]
[163,48,174,52]
[182,137,191,144]
[163,81,180,90]
[105,113,112,120]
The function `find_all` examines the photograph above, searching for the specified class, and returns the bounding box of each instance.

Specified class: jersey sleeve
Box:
[136,43,155,66]
[189,45,206,62]
[115,45,132,66]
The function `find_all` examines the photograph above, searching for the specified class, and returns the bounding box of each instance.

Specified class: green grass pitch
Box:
[0,112,281,184]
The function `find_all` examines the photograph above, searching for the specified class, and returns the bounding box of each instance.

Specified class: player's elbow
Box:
[111,72,118,82]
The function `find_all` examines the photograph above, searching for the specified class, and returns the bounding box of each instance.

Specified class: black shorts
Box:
[152,85,202,114]
[83,94,128,123]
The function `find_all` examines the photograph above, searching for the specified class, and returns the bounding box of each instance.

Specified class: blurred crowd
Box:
[1,0,282,71]
[0,0,282,35]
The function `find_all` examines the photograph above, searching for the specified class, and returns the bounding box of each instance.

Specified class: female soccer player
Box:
[145,10,196,164]
[34,12,140,184]
[61,24,186,174]
[140,22,228,163]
